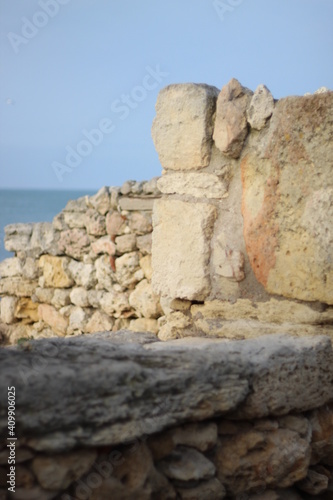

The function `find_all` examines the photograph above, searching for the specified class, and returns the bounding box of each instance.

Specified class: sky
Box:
[0,0,332,191]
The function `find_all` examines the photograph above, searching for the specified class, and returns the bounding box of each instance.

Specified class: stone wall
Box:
[0,180,162,345]
[151,80,333,341]
[0,332,332,499]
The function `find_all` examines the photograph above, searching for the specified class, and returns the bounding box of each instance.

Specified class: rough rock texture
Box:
[241,91,333,304]
[152,199,216,300]
[152,83,219,170]
[247,83,275,130]
[0,332,332,499]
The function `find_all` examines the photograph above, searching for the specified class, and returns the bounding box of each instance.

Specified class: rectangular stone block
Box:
[152,83,219,171]
[157,172,227,199]
[118,197,157,211]
[152,199,216,300]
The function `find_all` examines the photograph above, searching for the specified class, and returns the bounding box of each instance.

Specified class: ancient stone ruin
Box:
[0,80,332,499]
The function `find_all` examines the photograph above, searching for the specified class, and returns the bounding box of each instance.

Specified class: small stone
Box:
[95,255,114,291]
[85,310,114,333]
[177,478,226,500]
[4,223,33,253]
[68,260,97,289]
[158,446,216,482]
[120,180,134,195]
[100,291,130,317]
[296,468,329,495]
[140,255,153,280]
[87,186,110,215]
[118,197,156,211]
[63,211,86,228]
[33,287,54,304]
[143,177,160,194]
[0,296,18,324]
[38,304,68,336]
[32,450,97,490]
[39,255,74,288]
[129,318,158,334]
[106,211,127,236]
[247,84,275,130]
[0,277,37,297]
[51,289,71,308]
[115,252,141,288]
[85,209,106,236]
[68,306,89,333]
[115,234,137,254]
[213,78,253,158]
[22,257,39,280]
[0,257,22,277]
[129,279,162,318]
[129,212,152,234]
[70,287,90,307]
[137,233,152,255]
[58,228,90,259]
[15,298,39,322]
[91,235,116,256]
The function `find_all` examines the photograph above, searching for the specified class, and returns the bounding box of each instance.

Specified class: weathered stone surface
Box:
[115,252,143,288]
[58,229,90,259]
[15,298,39,322]
[296,468,329,495]
[33,287,54,304]
[91,235,116,256]
[30,222,59,257]
[214,427,311,494]
[152,83,219,170]
[0,334,331,452]
[176,478,226,500]
[69,287,89,307]
[247,84,275,130]
[0,296,18,324]
[157,446,216,481]
[129,279,162,318]
[51,289,71,308]
[0,277,37,297]
[118,197,157,211]
[241,91,333,304]
[213,78,252,158]
[68,260,96,289]
[129,212,152,234]
[4,223,33,252]
[152,199,216,300]
[68,306,89,333]
[22,257,39,280]
[86,186,110,215]
[106,211,127,236]
[115,234,137,253]
[100,291,130,317]
[85,310,114,333]
[32,450,97,490]
[84,209,106,236]
[10,486,56,500]
[140,255,153,280]
[309,403,333,466]
[157,172,228,199]
[137,233,152,254]
[157,311,192,341]
[129,318,158,334]
[38,304,68,336]
[63,197,87,213]
[39,255,74,288]
[0,257,22,277]
[63,211,86,228]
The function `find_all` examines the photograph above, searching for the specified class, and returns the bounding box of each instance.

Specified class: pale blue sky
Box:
[1,0,332,190]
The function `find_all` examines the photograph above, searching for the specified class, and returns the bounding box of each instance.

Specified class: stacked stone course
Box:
[0,179,162,345]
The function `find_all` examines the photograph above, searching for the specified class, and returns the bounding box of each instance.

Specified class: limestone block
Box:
[32,450,97,490]
[69,287,89,308]
[84,209,106,236]
[51,289,71,308]
[106,212,127,236]
[58,229,90,259]
[129,318,158,334]
[100,291,130,317]
[214,428,311,494]
[22,257,39,280]
[91,235,116,256]
[33,287,54,304]
[4,223,33,252]
[68,306,89,333]
[0,278,37,297]
[136,233,152,255]
[129,212,152,234]
[139,255,152,280]
[52,212,68,231]
[68,260,97,289]
[0,296,18,324]
[213,235,245,281]
[63,212,86,228]
[152,83,219,170]
[115,234,137,254]
[241,92,333,303]
[213,78,252,158]
[85,310,114,333]
[15,298,39,322]
[39,255,74,288]
[157,446,216,481]
[152,199,216,300]
[118,197,156,211]
[296,468,329,495]
[94,255,114,291]
[38,304,68,336]
[143,177,160,194]
[157,172,228,199]
[115,252,143,288]
[177,479,226,500]
[30,222,59,257]
[247,84,275,130]
[0,257,22,277]
[129,279,162,319]
[157,311,193,341]
[86,186,110,215]
[87,290,104,308]
[63,196,87,213]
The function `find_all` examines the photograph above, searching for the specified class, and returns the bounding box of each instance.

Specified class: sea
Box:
[0,189,95,262]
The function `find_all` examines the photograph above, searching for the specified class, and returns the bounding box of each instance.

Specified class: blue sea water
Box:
[0,189,95,262]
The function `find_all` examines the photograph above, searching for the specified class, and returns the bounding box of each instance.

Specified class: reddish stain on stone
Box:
[241,157,280,288]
